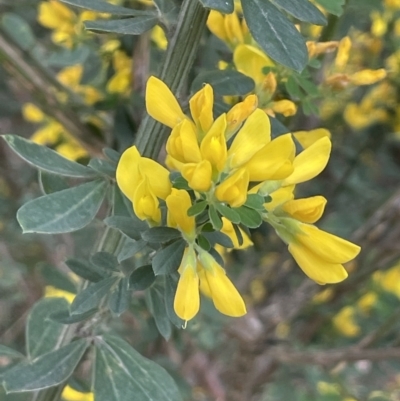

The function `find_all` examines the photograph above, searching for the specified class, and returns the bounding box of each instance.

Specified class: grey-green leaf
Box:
[146,285,171,340]
[199,0,234,13]
[3,339,88,393]
[118,238,147,263]
[152,240,186,275]
[2,13,35,51]
[85,16,158,35]
[60,0,152,15]
[314,0,345,16]
[2,135,96,178]
[39,171,69,195]
[192,70,254,96]
[104,215,147,240]
[0,345,24,360]
[37,262,77,294]
[90,252,119,272]
[94,335,183,401]
[109,278,131,316]
[234,206,263,228]
[70,277,118,315]
[272,0,326,25]
[17,180,108,234]
[241,0,308,72]
[50,308,98,324]
[129,265,156,291]
[26,298,70,360]
[65,258,106,282]
[141,227,181,243]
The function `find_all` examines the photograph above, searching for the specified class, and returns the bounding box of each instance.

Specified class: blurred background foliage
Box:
[1,0,400,400]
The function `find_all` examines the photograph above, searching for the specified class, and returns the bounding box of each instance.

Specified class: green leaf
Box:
[191,70,254,96]
[314,0,345,16]
[37,262,77,294]
[170,173,190,190]
[244,194,265,210]
[90,252,119,272]
[153,0,179,17]
[233,223,243,246]
[272,0,326,25]
[46,45,90,67]
[3,339,88,393]
[199,0,234,13]
[65,258,106,282]
[295,75,319,96]
[164,275,184,328]
[103,148,121,164]
[203,231,233,248]
[85,16,158,35]
[146,285,171,340]
[152,240,186,275]
[2,135,96,178]
[50,308,98,324]
[104,215,147,240]
[197,234,211,251]
[60,0,152,15]
[26,298,70,359]
[129,265,156,291]
[118,237,147,262]
[39,171,69,195]
[88,158,116,178]
[141,227,181,243]
[0,345,24,360]
[187,200,207,217]
[234,206,263,228]
[285,75,302,98]
[241,0,308,71]
[94,335,183,401]
[215,203,240,224]
[209,205,223,231]
[70,277,118,315]
[1,13,35,51]
[17,180,108,234]
[109,278,130,316]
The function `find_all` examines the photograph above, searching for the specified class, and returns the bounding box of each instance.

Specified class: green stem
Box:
[135,0,209,159]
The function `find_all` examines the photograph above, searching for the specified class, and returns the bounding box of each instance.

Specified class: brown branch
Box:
[0,29,104,155]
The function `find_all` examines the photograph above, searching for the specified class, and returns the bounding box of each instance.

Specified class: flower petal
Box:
[282,196,327,223]
[166,189,195,236]
[146,76,186,128]
[116,145,141,202]
[189,84,214,134]
[283,137,331,185]
[289,242,348,284]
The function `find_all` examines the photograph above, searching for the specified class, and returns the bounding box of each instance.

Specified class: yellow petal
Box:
[293,128,331,149]
[174,249,200,321]
[44,286,75,303]
[282,196,327,223]
[335,36,351,70]
[189,84,214,134]
[133,177,161,223]
[224,12,244,46]
[200,114,228,172]
[226,94,258,139]
[245,133,295,181]
[215,168,249,208]
[349,69,387,86]
[138,159,171,200]
[283,137,331,185]
[166,189,195,237]
[234,44,274,85]
[270,99,297,117]
[22,103,45,123]
[38,0,75,29]
[116,146,141,201]
[207,11,228,43]
[145,76,186,128]
[62,385,93,401]
[297,224,361,264]
[198,256,246,317]
[166,120,201,164]
[228,108,271,169]
[288,242,348,284]
[264,185,295,211]
[221,218,253,249]
[181,160,213,192]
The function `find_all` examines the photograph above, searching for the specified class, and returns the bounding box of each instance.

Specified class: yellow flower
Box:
[220,218,253,249]
[106,50,132,95]
[166,189,196,240]
[215,168,249,207]
[62,385,93,401]
[281,196,327,223]
[189,84,214,135]
[293,128,331,149]
[44,286,75,303]
[181,160,213,192]
[226,95,258,139]
[151,25,168,50]
[333,306,360,337]
[22,103,45,123]
[335,36,352,70]
[348,69,387,86]
[269,99,297,117]
[116,146,171,224]
[357,292,377,314]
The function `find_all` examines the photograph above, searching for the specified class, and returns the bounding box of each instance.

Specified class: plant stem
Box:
[134,0,209,159]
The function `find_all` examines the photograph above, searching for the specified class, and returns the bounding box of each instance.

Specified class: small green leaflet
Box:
[241,0,308,72]
[85,16,158,35]
[141,227,182,243]
[146,285,172,340]
[94,335,183,401]
[1,13,35,51]
[17,180,108,234]
[60,0,152,15]
[3,339,88,393]
[315,0,345,16]
[2,135,96,178]
[272,0,326,25]
[199,0,234,13]
[152,240,186,275]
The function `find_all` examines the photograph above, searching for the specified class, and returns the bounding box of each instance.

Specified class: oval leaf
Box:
[152,240,186,275]
[94,335,183,401]
[108,278,131,316]
[141,227,182,243]
[84,16,158,35]
[192,70,255,96]
[146,285,171,340]
[241,0,308,72]
[60,0,153,15]
[199,0,234,13]
[3,339,88,393]
[70,277,118,315]
[26,298,70,359]
[2,135,96,178]
[129,265,156,291]
[2,13,35,51]
[17,179,108,234]
[272,0,326,25]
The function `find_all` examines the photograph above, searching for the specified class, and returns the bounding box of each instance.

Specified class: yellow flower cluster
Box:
[116,77,361,322]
